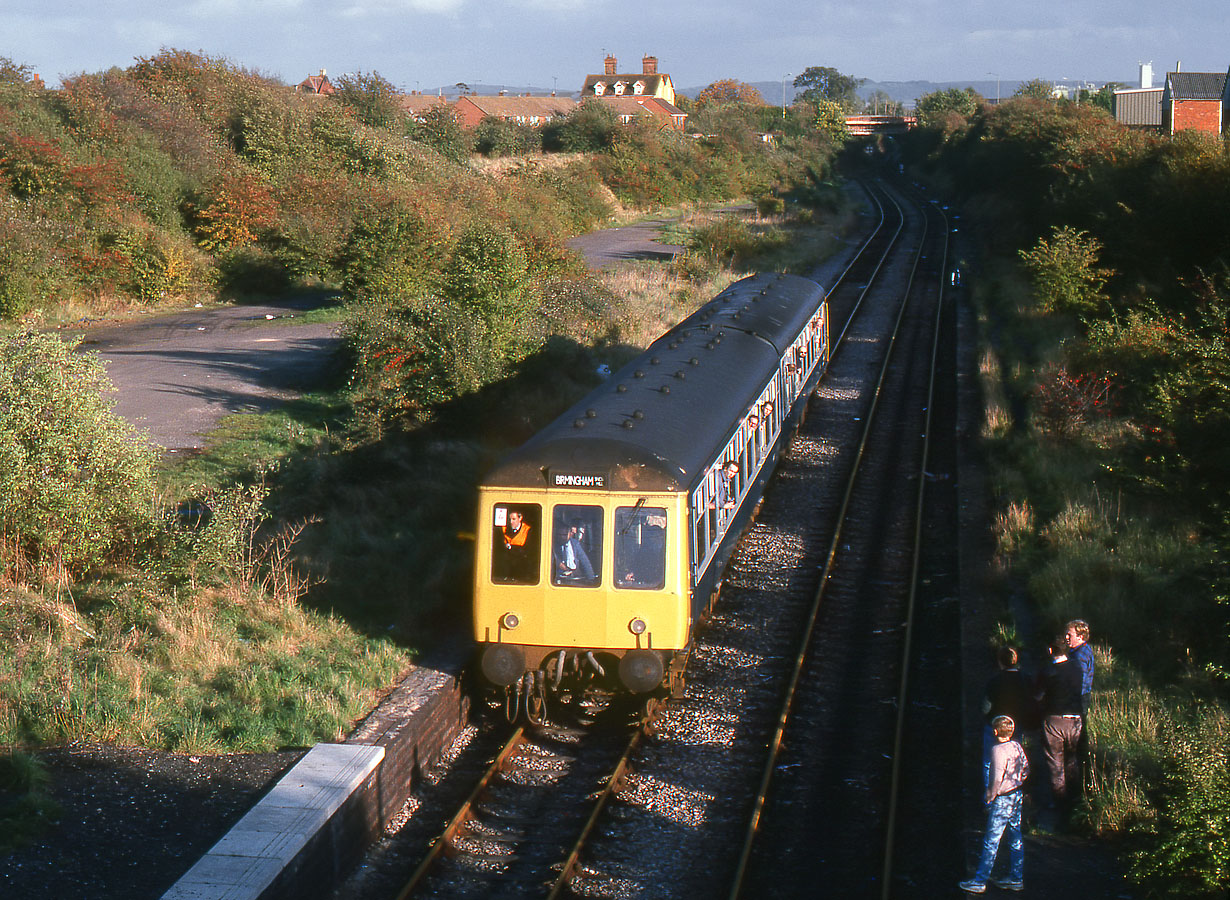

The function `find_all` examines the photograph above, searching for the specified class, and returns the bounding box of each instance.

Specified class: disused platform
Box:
[162,665,468,900]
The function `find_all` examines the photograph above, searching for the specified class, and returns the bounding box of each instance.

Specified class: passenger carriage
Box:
[473,273,830,720]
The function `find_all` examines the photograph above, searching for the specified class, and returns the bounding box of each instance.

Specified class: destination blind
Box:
[550,472,607,489]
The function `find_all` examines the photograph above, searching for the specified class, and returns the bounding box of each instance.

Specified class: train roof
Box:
[483,273,826,493]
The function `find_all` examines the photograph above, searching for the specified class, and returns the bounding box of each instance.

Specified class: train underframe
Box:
[478,641,691,724]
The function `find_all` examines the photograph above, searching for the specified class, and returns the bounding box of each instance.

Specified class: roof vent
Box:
[623,419,635,429]
[586,409,597,418]
[690,357,699,365]
[674,370,686,379]
[634,370,645,378]
[617,384,628,392]
[574,419,586,428]
[633,409,644,419]
[659,385,671,394]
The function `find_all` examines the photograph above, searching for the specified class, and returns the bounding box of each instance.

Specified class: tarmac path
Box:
[80,219,683,451]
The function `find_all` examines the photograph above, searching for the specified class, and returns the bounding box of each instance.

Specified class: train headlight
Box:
[628,617,647,635]
[502,612,520,630]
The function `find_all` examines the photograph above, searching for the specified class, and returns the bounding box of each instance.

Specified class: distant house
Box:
[452,94,577,129]
[399,92,448,122]
[297,69,336,95]
[581,55,677,107]
[599,95,688,130]
[1161,70,1226,134]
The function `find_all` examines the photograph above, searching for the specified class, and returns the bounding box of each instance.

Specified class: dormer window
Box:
[634,81,646,95]
[614,81,626,95]
[594,82,606,96]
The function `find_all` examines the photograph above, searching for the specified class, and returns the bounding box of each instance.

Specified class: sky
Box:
[3,0,1228,93]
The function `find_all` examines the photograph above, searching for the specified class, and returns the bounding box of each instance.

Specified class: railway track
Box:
[727,179,956,898]
[388,695,660,900]
[334,174,964,900]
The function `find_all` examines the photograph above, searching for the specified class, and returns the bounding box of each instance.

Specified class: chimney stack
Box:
[642,55,658,75]
[605,55,617,75]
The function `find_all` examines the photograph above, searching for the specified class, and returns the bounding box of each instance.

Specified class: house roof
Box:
[297,74,334,95]
[597,96,687,122]
[581,74,672,96]
[399,94,447,114]
[1164,72,1227,100]
[456,95,577,118]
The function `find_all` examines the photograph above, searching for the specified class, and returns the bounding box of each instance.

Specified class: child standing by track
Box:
[960,715,1029,893]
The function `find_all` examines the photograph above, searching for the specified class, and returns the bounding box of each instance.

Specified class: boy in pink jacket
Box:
[960,714,1029,893]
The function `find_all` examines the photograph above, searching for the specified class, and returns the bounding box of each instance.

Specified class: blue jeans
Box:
[973,789,1023,884]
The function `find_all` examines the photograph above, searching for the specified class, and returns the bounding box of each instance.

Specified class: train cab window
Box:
[491,504,541,585]
[551,505,602,587]
[615,506,667,590]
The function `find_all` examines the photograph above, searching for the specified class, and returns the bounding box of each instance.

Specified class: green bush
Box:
[1127,705,1230,897]
[473,116,542,157]
[0,330,159,583]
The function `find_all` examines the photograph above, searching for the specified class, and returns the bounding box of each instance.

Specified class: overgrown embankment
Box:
[902,93,1229,897]
[0,48,848,772]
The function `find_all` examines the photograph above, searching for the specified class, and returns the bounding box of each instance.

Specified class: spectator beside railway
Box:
[1065,618,1094,797]
[1036,635,1084,822]
[981,646,1037,789]
[960,715,1029,893]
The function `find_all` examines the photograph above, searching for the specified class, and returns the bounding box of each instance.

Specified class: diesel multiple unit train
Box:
[473,272,831,720]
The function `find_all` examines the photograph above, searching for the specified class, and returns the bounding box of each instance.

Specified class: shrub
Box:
[0,330,158,583]
[473,116,542,157]
[1019,225,1110,317]
[407,106,471,163]
[108,226,200,302]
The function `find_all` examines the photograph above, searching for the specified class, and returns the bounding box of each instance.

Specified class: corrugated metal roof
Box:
[1113,87,1163,126]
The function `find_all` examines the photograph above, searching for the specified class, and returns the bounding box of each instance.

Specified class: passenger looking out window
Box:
[761,400,775,438]
[492,504,540,584]
[551,505,602,586]
[711,460,739,513]
[615,507,667,589]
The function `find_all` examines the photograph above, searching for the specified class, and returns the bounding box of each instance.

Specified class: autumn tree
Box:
[695,79,766,108]
[1019,225,1110,316]
[334,70,401,130]
[1013,78,1055,101]
[915,87,982,128]
[408,105,470,162]
[812,100,850,143]
[793,66,864,112]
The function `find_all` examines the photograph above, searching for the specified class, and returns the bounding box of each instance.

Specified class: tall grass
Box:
[0,581,408,751]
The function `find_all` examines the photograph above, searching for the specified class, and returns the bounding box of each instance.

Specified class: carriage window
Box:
[551,505,602,587]
[615,506,667,590]
[491,504,541,585]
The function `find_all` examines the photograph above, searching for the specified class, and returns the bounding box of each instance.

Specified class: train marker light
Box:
[501,612,520,630]
[629,617,647,635]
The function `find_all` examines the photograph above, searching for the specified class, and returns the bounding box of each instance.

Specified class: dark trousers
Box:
[1042,715,1083,804]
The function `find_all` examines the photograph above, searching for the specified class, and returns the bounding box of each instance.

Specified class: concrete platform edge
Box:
[161,660,470,900]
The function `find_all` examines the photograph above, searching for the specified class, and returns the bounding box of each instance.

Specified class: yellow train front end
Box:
[473,484,690,699]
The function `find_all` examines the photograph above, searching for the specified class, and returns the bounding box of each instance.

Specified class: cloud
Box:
[338,0,465,15]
